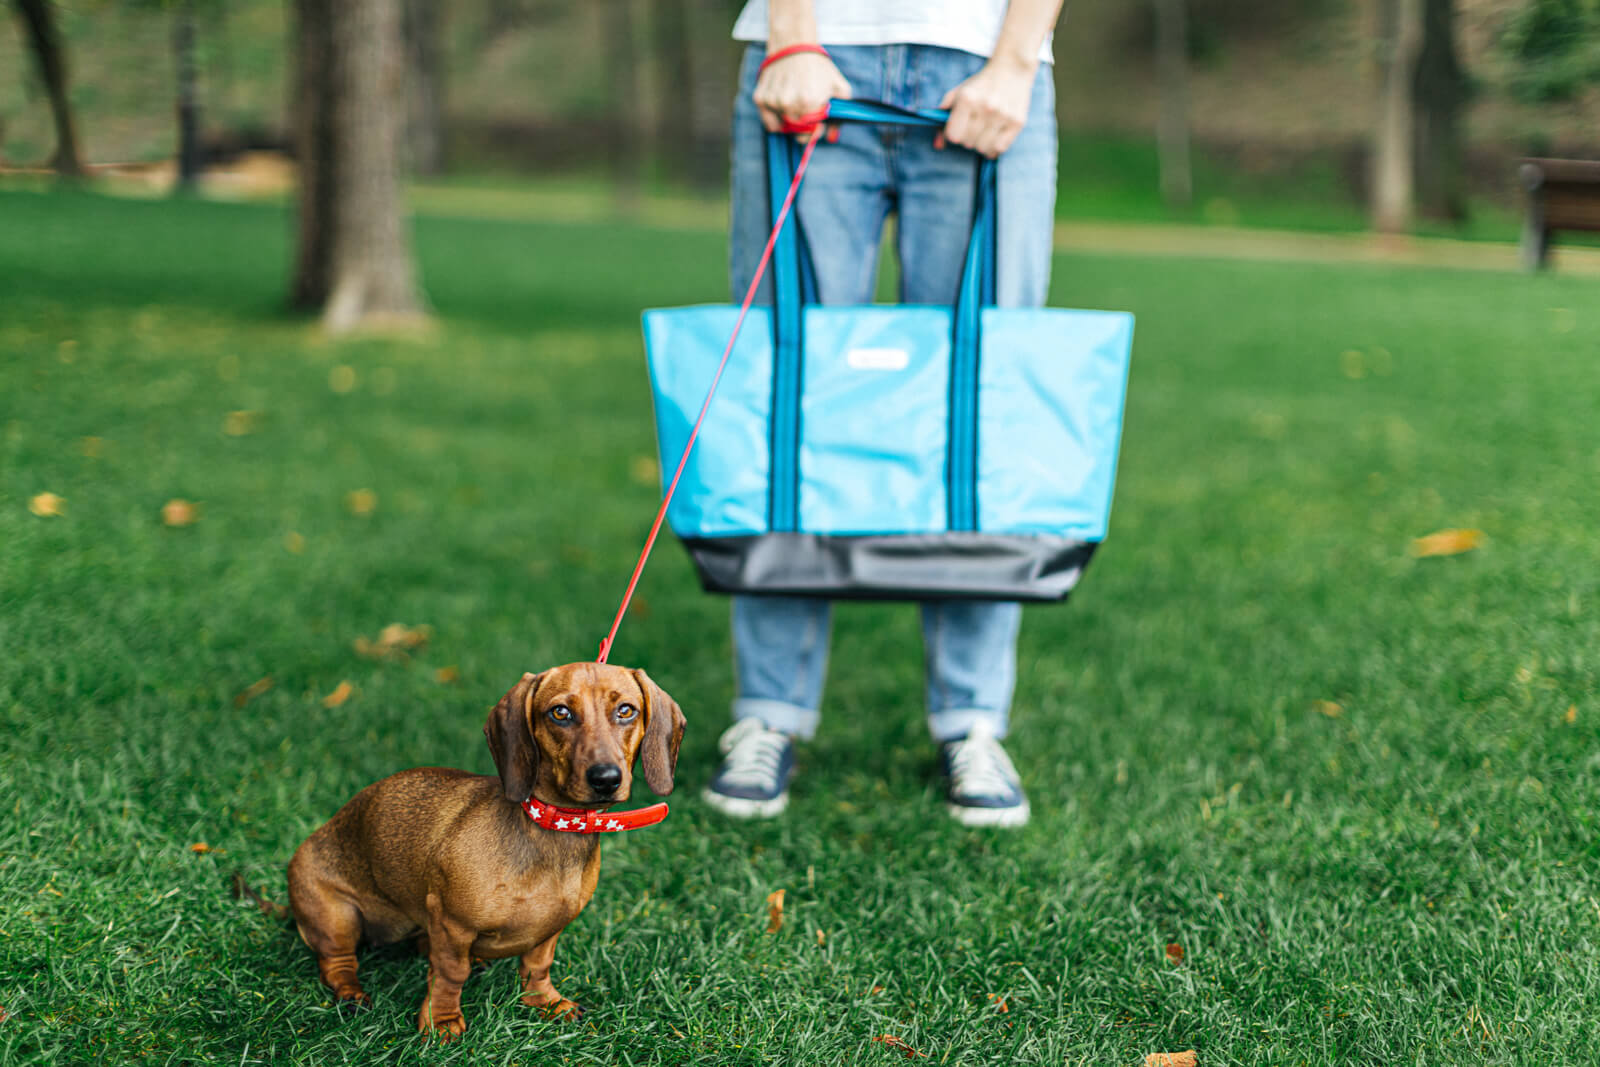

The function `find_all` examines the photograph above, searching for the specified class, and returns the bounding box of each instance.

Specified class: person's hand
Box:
[754,51,851,142]
[937,55,1036,158]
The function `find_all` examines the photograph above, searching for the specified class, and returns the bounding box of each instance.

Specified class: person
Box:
[703,0,1065,828]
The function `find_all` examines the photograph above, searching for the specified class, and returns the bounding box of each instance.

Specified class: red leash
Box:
[596,126,825,664]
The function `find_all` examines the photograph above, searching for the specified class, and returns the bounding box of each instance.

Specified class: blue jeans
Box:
[728,43,1058,743]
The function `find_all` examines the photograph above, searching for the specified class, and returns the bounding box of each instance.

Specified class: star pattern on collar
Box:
[519,795,669,834]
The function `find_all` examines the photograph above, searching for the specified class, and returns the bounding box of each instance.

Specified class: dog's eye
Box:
[547,705,573,724]
[615,704,638,722]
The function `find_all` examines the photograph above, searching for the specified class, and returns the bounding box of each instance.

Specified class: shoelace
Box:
[946,726,1019,797]
[717,720,789,788]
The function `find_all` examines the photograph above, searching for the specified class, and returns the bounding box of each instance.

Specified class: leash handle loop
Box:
[758,42,830,74]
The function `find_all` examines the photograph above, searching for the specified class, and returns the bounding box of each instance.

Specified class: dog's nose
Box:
[585,764,623,795]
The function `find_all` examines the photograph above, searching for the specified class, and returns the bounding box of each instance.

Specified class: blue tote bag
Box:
[643,100,1132,602]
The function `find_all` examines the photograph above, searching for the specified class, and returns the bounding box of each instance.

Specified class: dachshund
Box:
[286,663,685,1038]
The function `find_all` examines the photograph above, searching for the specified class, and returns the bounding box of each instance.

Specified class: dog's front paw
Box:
[522,992,583,1021]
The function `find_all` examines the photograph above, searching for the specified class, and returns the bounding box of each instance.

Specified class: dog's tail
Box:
[229,871,293,925]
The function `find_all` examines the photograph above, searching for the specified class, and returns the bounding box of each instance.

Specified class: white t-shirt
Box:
[732,1,1054,64]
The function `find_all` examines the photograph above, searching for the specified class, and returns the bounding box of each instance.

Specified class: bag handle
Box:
[763,98,998,533]
[823,98,950,128]
[764,99,998,310]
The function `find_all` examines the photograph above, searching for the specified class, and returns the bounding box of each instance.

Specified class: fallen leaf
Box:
[1312,700,1342,719]
[1166,942,1185,965]
[815,928,826,946]
[323,681,354,708]
[329,364,357,393]
[233,676,273,708]
[28,492,65,517]
[872,1035,920,1059]
[80,436,103,458]
[0,1003,8,1022]
[379,622,428,649]
[987,993,1010,1012]
[162,498,199,527]
[1412,528,1483,558]
[223,410,262,436]
[870,986,885,995]
[435,665,460,684]
[345,489,378,516]
[629,454,660,487]
[353,622,433,662]
[1146,1053,1197,1067]
[766,888,785,934]
[1564,704,1578,725]
[191,842,211,854]
[283,531,305,554]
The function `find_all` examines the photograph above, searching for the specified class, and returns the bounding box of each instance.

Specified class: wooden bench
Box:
[1520,157,1600,270]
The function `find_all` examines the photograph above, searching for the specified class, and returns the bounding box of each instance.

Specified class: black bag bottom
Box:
[681,533,1099,602]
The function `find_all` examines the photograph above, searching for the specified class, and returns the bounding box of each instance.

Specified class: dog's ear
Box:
[632,669,685,796]
[484,671,545,803]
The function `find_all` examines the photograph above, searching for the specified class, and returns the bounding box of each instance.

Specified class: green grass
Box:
[3,187,1600,1066]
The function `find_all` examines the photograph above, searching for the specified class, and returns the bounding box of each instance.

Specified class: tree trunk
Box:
[652,0,693,179]
[601,0,643,210]
[173,0,202,191]
[402,0,445,176]
[1371,0,1423,234]
[1153,0,1192,208]
[290,0,427,331]
[683,0,729,192]
[291,0,335,309]
[481,0,527,47]
[1413,0,1466,222]
[11,0,84,177]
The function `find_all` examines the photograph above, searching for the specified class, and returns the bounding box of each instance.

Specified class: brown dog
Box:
[286,663,685,1038]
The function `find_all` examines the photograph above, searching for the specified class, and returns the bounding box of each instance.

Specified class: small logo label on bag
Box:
[845,347,910,371]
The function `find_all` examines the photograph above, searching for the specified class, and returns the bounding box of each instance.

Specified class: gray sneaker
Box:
[940,720,1030,827]
[702,718,795,818]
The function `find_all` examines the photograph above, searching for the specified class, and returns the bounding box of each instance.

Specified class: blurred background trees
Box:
[8,0,84,176]
[4,0,1600,232]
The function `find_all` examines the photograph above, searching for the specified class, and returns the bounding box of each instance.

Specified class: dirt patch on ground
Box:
[0,150,295,200]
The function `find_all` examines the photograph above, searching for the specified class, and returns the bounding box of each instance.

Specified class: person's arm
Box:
[752,0,851,140]
[940,0,1064,158]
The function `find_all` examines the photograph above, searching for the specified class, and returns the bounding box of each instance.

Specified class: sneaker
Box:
[940,720,1030,827]
[702,718,795,818]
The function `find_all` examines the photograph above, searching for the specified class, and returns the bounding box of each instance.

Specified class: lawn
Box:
[2,187,1599,1066]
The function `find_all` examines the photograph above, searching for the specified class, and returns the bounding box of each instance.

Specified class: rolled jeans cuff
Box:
[927,706,1009,744]
[733,697,820,740]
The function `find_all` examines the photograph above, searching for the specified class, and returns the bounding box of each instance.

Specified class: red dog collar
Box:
[520,796,669,833]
